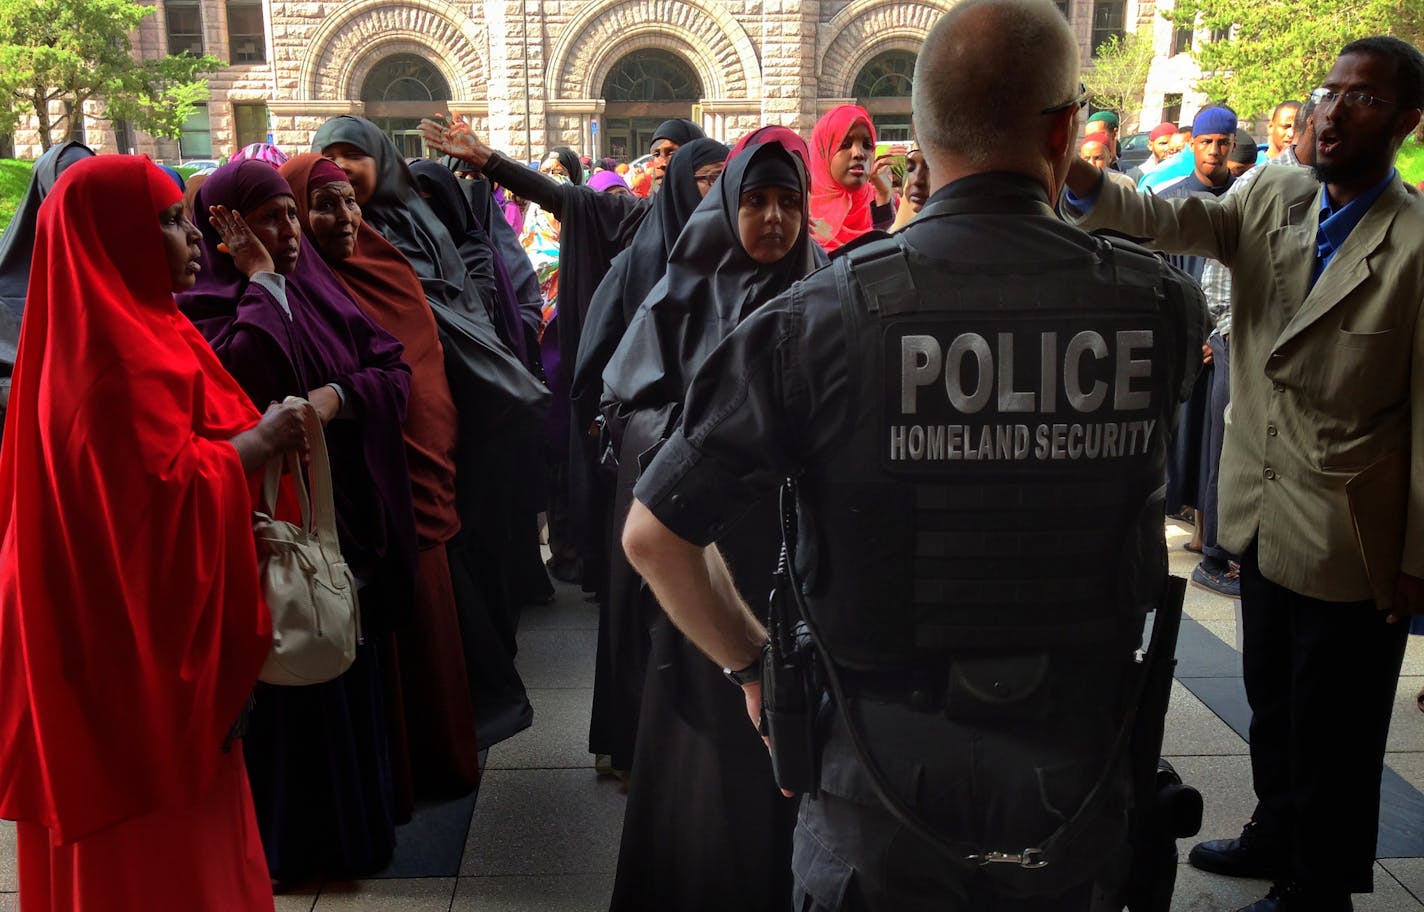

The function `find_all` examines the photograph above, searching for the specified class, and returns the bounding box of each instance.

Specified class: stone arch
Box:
[348,41,460,105]
[548,0,761,100]
[299,0,486,101]
[819,0,952,97]
[590,33,712,101]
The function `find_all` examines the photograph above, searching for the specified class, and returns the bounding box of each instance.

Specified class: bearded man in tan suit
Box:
[1062,36,1424,912]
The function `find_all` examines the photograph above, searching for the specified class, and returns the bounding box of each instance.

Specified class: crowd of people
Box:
[0,1,1421,909]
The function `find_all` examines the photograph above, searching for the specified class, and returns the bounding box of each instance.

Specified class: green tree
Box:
[1165,0,1424,122]
[0,0,223,152]
[1085,29,1156,127]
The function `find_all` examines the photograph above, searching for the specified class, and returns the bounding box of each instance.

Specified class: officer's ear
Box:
[1045,107,1077,169]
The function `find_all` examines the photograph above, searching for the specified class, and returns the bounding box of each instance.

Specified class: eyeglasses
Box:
[1309,87,1399,110]
[1041,83,1091,115]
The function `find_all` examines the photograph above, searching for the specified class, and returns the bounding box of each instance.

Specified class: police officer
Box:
[621,1,1208,908]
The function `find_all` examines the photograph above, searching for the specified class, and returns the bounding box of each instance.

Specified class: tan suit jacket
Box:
[1070,167,1424,604]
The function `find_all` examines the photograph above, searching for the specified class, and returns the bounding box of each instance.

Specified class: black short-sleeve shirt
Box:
[634,172,1206,547]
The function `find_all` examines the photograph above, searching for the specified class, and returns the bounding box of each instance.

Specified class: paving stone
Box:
[519,593,601,631]
[1175,618,1245,679]
[1360,862,1424,911]
[461,769,624,877]
[274,888,319,912]
[485,688,597,771]
[0,821,13,893]
[312,877,455,911]
[0,893,14,912]
[1166,755,1258,846]
[1170,863,1272,911]
[513,629,599,690]
[1175,676,1252,742]
[1381,857,1424,903]
[1388,676,1424,753]
[1162,680,1248,758]
[452,873,615,911]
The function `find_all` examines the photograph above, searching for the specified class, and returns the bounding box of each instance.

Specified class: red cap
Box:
[1149,122,1178,141]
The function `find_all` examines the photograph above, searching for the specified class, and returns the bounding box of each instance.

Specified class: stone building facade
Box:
[9,0,1199,162]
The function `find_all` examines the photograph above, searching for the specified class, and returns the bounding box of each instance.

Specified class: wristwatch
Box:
[722,652,763,687]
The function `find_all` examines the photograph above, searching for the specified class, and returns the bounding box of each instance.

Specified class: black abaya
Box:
[600,138,819,912]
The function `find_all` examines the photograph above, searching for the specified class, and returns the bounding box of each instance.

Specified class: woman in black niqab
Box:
[601,137,817,912]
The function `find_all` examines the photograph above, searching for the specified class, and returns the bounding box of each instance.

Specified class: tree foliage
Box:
[1165,0,1424,122]
[1085,29,1156,127]
[0,0,222,151]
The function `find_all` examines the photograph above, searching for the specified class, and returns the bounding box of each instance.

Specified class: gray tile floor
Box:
[3,520,1423,909]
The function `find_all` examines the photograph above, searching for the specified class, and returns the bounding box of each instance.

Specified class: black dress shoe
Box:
[1189,820,1285,878]
[1235,881,1352,912]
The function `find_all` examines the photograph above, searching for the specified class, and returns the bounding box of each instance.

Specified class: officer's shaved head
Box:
[913,0,1080,174]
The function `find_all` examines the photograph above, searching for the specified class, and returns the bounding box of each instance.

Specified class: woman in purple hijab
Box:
[178,158,417,883]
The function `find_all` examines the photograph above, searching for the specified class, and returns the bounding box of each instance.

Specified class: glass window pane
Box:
[1091,0,1125,55]
[853,51,916,98]
[601,49,702,102]
[228,3,266,64]
[233,103,268,148]
[179,104,212,158]
[166,1,203,56]
[361,55,452,102]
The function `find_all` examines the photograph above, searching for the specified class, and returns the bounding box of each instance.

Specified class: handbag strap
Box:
[258,443,312,534]
[285,395,340,550]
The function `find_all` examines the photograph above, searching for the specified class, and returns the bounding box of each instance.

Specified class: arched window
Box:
[852,51,916,98]
[601,49,702,102]
[361,54,451,103]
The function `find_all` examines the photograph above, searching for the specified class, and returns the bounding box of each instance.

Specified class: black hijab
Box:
[570,137,729,425]
[602,139,817,416]
[547,146,584,185]
[311,115,547,424]
[650,119,705,147]
[0,141,95,368]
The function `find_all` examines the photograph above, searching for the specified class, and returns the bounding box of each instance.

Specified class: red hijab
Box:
[809,104,877,251]
[0,155,270,842]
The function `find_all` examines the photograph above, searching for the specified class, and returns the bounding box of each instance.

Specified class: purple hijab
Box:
[178,159,418,619]
[588,170,629,193]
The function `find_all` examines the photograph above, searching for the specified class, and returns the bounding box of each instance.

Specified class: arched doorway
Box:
[361,53,452,158]
[601,48,702,161]
[853,50,916,142]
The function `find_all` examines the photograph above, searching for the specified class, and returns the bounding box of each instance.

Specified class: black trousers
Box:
[1240,543,1408,894]
[792,793,1096,912]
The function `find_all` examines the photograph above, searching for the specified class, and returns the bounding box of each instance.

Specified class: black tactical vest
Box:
[797,199,1185,669]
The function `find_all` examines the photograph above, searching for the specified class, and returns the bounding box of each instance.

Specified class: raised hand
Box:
[208,205,274,278]
[420,114,493,169]
[869,155,896,206]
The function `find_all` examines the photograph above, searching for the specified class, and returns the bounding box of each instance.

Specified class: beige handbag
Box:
[252,396,360,686]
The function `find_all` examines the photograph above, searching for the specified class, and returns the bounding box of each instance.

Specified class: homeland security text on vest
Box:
[890,330,1157,463]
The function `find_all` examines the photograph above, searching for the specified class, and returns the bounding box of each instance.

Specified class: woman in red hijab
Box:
[0,155,306,910]
[808,103,896,250]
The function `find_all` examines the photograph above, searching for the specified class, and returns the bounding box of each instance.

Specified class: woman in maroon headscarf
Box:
[279,152,495,796]
[0,155,307,910]
[808,104,896,251]
[179,159,416,883]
